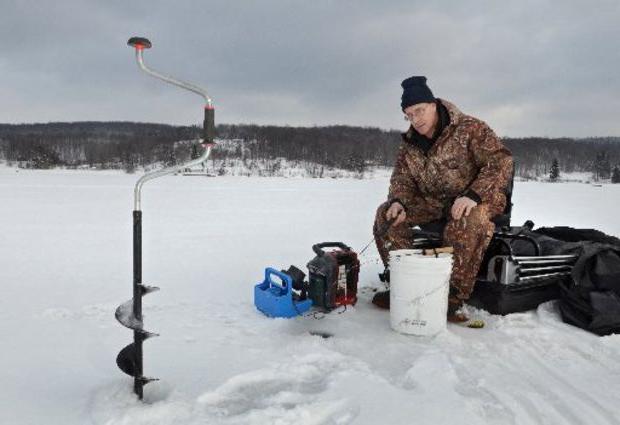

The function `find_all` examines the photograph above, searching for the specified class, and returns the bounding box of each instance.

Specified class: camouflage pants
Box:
[373,201,495,302]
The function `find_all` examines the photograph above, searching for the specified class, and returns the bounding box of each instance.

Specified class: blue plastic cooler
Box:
[254,268,312,318]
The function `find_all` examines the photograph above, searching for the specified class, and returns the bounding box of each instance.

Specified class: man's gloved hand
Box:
[386,201,407,226]
[451,196,477,220]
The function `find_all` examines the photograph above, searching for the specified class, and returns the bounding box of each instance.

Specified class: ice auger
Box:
[115,36,215,400]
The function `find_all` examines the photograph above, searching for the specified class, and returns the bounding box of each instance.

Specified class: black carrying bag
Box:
[470,226,620,327]
[533,226,620,335]
[557,243,620,335]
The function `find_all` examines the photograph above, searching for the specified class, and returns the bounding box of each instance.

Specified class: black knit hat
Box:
[400,76,435,111]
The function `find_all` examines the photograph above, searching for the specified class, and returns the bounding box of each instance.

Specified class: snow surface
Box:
[2,166,620,425]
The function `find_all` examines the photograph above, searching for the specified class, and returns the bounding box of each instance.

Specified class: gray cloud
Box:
[1,0,618,137]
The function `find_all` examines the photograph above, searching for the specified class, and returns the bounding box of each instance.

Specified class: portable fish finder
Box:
[307,242,359,311]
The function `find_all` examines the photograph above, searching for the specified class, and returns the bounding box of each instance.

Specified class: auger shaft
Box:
[132,210,144,398]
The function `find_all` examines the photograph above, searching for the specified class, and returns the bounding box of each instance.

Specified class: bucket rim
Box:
[389,252,452,261]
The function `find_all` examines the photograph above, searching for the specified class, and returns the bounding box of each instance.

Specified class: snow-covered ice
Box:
[1,165,620,425]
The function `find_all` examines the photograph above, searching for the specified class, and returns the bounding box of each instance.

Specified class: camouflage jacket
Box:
[388,99,513,223]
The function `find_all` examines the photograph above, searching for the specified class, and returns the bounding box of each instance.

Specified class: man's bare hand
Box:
[451,197,477,220]
[386,202,407,226]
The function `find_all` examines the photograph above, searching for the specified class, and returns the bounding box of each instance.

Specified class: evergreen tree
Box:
[549,158,560,181]
[612,166,620,183]
[164,144,176,167]
[190,143,201,160]
[594,151,611,180]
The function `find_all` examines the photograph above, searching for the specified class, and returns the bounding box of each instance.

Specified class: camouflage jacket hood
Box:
[388,99,513,222]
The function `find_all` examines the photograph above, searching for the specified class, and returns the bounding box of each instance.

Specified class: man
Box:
[373,76,513,322]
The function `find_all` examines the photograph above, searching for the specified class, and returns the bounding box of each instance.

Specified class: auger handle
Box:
[126,35,215,112]
[204,106,215,144]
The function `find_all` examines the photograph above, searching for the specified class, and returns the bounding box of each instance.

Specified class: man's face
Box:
[404,102,437,137]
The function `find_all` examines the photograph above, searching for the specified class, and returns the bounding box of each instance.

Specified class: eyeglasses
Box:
[403,104,430,121]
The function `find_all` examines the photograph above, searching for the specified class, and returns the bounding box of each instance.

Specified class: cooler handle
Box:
[265,267,292,291]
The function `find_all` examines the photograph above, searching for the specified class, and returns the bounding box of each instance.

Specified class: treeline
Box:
[0,121,619,179]
[0,122,197,172]
[503,137,620,180]
[216,124,398,171]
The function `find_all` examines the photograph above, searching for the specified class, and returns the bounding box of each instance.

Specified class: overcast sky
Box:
[1,0,618,137]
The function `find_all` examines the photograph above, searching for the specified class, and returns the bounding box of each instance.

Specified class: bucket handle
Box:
[399,282,448,305]
[312,242,351,256]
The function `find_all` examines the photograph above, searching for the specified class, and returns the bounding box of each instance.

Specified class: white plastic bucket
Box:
[389,249,452,336]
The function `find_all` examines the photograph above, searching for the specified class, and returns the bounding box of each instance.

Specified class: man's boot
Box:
[372,267,391,309]
[378,267,390,283]
[447,295,484,328]
[372,290,390,309]
[447,298,468,323]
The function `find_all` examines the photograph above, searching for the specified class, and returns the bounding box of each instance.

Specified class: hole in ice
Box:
[309,331,333,339]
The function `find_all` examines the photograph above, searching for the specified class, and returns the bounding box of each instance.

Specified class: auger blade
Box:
[138,376,160,385]
[140,284,160,295]
[115,298,159,337]
[116,343,138,376]
[116,343,160,382]
[115,300,143,330]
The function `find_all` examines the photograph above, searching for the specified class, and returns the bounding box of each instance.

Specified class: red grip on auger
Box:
[127,37,152,50]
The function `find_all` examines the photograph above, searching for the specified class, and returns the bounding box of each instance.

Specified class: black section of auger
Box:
[115,210,160,399]
[133,211,143,323]
[132,209,146,400]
